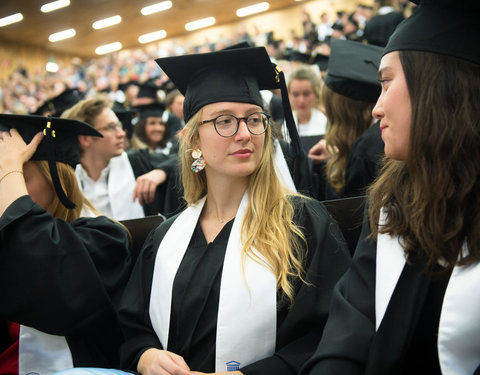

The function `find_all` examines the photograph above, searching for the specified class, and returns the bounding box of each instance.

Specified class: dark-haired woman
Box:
[302,1,480,374]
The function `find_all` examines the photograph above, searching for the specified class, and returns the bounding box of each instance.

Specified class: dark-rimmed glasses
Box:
[198,112,270,137]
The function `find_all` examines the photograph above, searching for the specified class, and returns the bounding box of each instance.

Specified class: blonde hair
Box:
[180,109,307,304]
[34,161,100,222]
[323,84,375,194]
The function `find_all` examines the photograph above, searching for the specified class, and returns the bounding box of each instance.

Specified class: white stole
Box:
[375,209,480,374]
[273,139,297,192]
[108,152,145,220]
[149,191,277,372]
[19,325,73,375]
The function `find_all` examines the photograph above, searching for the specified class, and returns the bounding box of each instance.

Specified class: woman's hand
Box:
[0,129,43,173]
[137,348,191,375]
[132,169,167,205]
[308,139,330,163]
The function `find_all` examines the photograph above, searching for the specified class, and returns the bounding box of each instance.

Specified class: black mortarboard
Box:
[33,88,85,117]
[287,51,312,64]
[384,0,480,65]
[136,79,160,100]
[155,46,304,156]
[134,102,166,120]
[113,101,137,138]
[0,114,102,208]
[324,39,383,102]
[312,53,329,71]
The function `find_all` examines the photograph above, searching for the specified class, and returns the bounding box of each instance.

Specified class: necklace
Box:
[216,213,235,224]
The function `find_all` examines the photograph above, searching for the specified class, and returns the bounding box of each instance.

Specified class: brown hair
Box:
[368,50,480,271]
[323,84,375,194]
[132,116,169,150]
[34,160,100,222]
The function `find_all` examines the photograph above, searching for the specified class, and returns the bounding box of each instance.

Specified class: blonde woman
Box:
[56,47,351,375]
[0,115,131,372]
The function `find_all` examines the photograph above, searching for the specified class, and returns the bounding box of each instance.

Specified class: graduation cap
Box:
[33,88,85,117]
[133,102,166,120]
[312,53,329,71]
[0,114,102,209]
[136,79,161,100]
[324,39,383,102]
[384,0,480,65]
[287,50,312,64]
[113,101,137,138]
[155,45,304,157]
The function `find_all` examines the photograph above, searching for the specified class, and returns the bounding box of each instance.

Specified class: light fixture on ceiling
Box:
[41,0,70,13]
[141,1,173,15]
[95,42,122,55]
[48,28,76,42]
[236,2,270,17]
[185,17,215,31]
[0,13,23,27]
[92,15,122,30]
[138,30,167,44]
[46,61,59,73]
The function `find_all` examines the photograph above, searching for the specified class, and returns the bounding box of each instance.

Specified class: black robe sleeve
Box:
[126,149,185,218]
[0,195,132,366]
[119,216,177,369]
[299,208,377,375]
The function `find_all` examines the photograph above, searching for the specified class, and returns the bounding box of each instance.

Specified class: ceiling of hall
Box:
[0,0,303,57]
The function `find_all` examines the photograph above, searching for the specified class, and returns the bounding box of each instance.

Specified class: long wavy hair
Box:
[368,51,480,271]
[323,84,375,194]
[180,109,307,304]
[34,160,100,222]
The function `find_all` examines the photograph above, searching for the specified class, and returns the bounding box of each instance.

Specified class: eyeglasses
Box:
[198,112,270,138]
[96,122,124,133]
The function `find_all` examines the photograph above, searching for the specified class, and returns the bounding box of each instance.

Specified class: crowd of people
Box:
[1,0,479,374]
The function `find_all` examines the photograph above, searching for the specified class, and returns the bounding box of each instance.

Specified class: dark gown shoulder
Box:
[0,195,131,367]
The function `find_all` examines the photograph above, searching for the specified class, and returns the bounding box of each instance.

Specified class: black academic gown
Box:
[126,149,184,218]
[119,196,351,374]
[299,209,476,375]
[278,141,316,198]
[343,122,384,198]
[0,196,131,367]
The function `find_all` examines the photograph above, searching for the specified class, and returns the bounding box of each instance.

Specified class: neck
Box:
[203,175,248,223]
[80,152,113,181]
[297,110,312,125]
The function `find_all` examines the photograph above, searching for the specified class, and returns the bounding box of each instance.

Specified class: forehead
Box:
[379,51,401,74]
[201,101,262,115]
[289,79,313,90]
[93,107,118,126]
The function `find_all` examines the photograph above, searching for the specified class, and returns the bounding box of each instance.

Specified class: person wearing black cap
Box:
[0,114,131,372]
[308,39,384,199]
[56,46,351,375]
[301,1,480,374]
[131,102,178,155]
[33,88,85,117]
[63,95,182,220]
